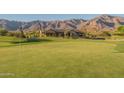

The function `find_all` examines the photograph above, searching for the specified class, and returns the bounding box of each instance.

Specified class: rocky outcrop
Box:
[0,15,124,32]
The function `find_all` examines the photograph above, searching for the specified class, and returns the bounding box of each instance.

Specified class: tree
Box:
[63,29,70,38]
[85,31,98,39]
[38,21,44,38]
[114,26,124,36]
[19,26,25,38]
[117,26,124,33]
[0,28,8,36]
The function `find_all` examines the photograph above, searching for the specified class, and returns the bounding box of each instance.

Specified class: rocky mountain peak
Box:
[0,15,124,32]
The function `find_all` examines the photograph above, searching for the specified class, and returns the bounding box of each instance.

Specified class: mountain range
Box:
[0,14,124,32]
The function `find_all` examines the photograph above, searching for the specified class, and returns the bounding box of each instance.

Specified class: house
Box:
[45,29,56,36]
[44,29,83,38]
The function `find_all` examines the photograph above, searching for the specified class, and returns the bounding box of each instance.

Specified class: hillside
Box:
[0,15,124,32]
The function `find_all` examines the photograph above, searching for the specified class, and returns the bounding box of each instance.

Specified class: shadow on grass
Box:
[0,38,53,48]
[11,38,53,45]
[114,43,124,53]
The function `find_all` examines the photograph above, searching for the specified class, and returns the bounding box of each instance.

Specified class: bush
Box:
[112,26,124,36]
[25,31,46,38]
[117,26,124,33]
[0,28,8,36]
[7,31,22,38]
[101,31,112,37]
[113,31,124,36]
[85,31,98,39]
[98,31,112,39]
[84,30,112,39]
[7,32,16,36]
[26,37,41,42]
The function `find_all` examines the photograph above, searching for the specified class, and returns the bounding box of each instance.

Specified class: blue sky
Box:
[0,14,124,21]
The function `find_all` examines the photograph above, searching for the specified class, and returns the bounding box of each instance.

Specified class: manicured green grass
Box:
[0,36,124,78]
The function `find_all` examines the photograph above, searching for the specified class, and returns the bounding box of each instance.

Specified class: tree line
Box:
[1,26,124,40]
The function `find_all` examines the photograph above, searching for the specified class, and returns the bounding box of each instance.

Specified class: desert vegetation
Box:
[0,25,124,78]
[1,15,124,77]
[0,26,114,40]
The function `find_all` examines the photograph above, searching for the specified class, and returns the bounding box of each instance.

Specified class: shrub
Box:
[7,31,22,38]
[26,37,41,42]
[117,26,124,33]
[83,30,112,39]
[0,28,8,36]
[101,31,112,37]
[25,31,46,38]
[7,31,16,36]
[113,26,124,36]
[85,31,98,39]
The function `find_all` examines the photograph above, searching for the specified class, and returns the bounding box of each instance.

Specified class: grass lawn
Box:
[0,36,124,78]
